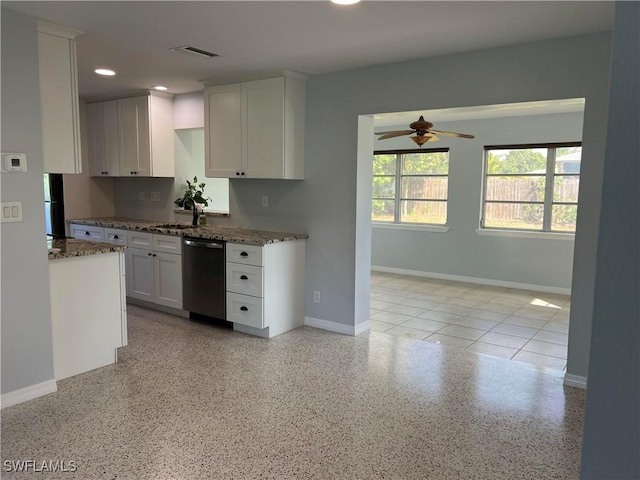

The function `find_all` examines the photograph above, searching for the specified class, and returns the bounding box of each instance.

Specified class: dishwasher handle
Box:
[184,239,224,249]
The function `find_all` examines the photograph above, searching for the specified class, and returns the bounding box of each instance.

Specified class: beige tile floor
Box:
[370,271,570,371]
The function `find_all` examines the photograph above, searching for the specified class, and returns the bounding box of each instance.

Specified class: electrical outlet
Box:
[261,196,269,207]
[150,191,160,202]
[138,191,146,201]
[313,290,321,303]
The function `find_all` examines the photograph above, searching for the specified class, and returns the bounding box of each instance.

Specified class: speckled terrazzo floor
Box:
[1,305,585,479]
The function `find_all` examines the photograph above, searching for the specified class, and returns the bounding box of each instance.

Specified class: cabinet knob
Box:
[148,252,152,256]
[240,275,248,280]
[113,235,119,239]
[236,172,240,176]
[241,172,245,176]
[240,252,248,257]
[104,171,108,175]
[85,231,90,236]
[240,306,248,312]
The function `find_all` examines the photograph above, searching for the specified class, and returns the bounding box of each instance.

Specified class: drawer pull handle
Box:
[85,231,90,236]
[240,252,248,257]
[240,306,248,312]
[240,275,248,280]
[148,252,153,256]
[113,235,119,239]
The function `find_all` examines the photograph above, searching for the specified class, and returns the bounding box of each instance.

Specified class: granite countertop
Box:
[48,237,126,260]
[68,217,308,246]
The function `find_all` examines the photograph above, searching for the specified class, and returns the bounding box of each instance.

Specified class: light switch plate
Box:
[1,201,23,222]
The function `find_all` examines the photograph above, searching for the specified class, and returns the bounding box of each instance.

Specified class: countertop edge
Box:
[67,218,309,245]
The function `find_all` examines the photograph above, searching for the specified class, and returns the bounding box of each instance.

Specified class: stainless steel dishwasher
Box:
[182,238,226,320]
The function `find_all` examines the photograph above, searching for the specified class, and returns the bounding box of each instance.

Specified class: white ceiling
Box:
[4,1,614,102]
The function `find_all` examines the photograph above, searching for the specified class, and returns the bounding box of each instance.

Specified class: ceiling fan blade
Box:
[376,130,415,140]
[430,129,475,139]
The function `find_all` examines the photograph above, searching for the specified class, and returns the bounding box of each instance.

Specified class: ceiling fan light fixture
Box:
[410,135,435,147]
[331,0,361,5]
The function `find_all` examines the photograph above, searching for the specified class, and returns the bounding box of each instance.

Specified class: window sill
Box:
[475,229,574,240]
[372,223,449,233]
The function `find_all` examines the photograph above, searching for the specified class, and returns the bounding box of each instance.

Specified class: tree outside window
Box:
[483,144,582,232]
[373,149,449,225]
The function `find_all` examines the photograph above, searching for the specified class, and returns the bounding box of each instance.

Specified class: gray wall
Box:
[1,9,56,394]
[229,33,612,381]
[372,112,584,290]
[581,2,639,477]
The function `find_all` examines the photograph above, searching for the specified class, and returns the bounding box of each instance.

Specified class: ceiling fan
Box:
[375,115,475,147]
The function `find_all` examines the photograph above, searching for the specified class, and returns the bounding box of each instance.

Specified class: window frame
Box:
[372,148,450,227]
[481,142,582,234]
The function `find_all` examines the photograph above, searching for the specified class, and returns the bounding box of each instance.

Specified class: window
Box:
[372,149,449,225]
[482,143,582,233]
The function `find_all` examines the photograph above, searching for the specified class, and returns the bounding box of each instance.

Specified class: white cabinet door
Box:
[119,96,151,177]
[243,77,285,178]
[127,247,154,301]
[87,101,120,176]
[154,252,182,309]
[204,83,242,178]
[38,28,81,174]
[87,102,106,176]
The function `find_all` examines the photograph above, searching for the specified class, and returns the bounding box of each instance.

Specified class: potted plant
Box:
[174,176,210,210]
[175,177,211,225]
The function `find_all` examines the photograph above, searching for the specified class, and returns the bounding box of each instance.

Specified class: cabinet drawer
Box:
[226,263,263,297]
[226,292,264,329]
[226,243,263,266]
[104,228,127,246]
[70,224,104,242]
[128,231,153,250]
[153,234,182,255]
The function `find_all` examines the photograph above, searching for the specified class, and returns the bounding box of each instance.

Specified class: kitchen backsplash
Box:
[113,177,175,221]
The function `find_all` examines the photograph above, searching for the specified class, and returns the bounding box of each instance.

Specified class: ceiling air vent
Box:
[169,45,218,58]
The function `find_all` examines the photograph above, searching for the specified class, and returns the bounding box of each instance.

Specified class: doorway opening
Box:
[358,99,584,371]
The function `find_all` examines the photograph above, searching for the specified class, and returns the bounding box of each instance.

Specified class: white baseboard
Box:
[563,373,587,389]
[305,317,370,336]
[371,265,571,295]
[1,379,57,409]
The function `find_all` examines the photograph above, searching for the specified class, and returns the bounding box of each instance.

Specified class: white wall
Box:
[229,33,611,381]
[371,111,584,290]
[1,9,56,394]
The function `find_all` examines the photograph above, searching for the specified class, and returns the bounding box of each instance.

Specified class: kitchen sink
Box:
[154,223,198,230]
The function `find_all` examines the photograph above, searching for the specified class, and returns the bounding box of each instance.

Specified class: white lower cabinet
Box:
[69,223,104,242]
[225,240,305,338]
[126,233,182,309]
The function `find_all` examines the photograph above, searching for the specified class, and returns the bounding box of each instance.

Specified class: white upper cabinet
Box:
[38,22,82,174]
[87,101,120,176]
[205,83,242,178]
[86,93,174,177]
[204,72,306,180]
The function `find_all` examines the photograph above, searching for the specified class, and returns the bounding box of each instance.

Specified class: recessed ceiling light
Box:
[153,86,168,91]
[95,68,116,76]
[331,0,360,4]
